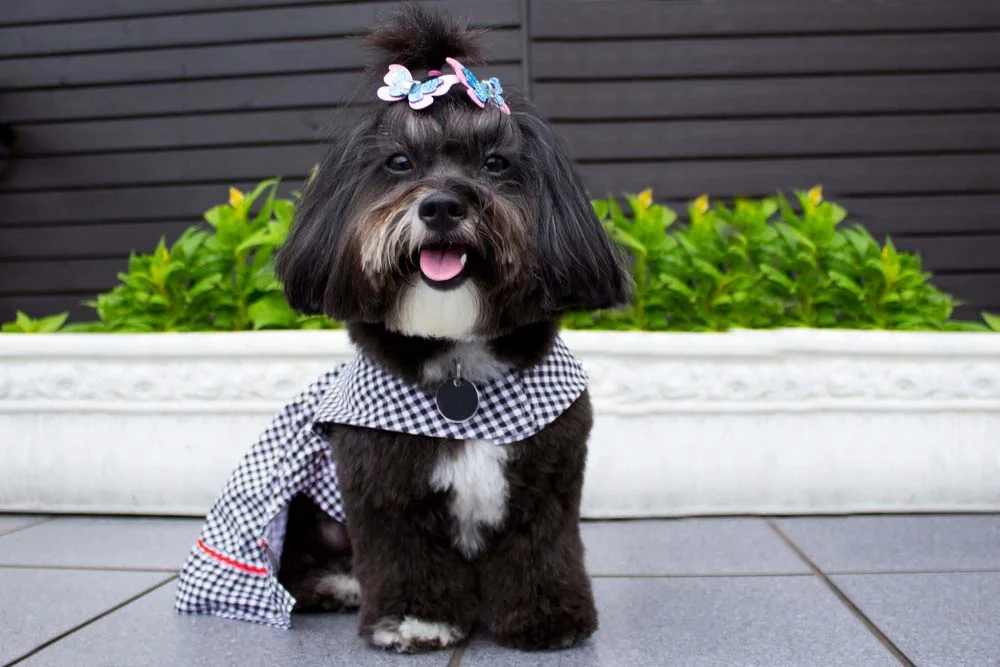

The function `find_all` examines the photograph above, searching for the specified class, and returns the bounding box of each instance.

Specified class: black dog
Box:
[275,5,630,653]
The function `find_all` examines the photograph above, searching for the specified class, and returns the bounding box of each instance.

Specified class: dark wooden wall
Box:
[1,0,998,322]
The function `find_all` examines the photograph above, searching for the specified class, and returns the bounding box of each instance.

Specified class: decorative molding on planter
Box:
[3,330,998,413]
[1,329,999,517]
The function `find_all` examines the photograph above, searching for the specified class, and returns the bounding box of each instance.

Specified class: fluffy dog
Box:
[274,5,630,653]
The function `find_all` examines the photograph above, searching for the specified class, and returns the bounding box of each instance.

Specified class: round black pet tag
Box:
[436,378,480,423]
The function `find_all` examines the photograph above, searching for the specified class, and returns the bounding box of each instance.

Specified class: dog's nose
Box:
[418,193,467,232]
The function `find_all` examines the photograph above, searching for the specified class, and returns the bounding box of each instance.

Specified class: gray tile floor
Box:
[1,514,998,666]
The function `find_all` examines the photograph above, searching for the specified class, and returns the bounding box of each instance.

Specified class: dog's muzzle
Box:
[415,192,476,289]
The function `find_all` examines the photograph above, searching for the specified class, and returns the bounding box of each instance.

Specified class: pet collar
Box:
[313,337,585,444]
[175,338,587,628]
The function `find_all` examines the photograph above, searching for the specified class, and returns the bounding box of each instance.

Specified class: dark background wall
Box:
[1,0,998,322]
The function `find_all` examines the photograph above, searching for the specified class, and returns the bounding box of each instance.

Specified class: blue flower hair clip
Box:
[446,57,511,115]
[377,64,459,110]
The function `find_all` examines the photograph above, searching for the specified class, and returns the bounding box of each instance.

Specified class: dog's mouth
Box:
[417,243,471,289]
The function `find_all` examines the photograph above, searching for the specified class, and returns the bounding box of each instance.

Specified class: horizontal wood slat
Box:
[532,1,1000,38]
[533,73,1000,120]
[8,150,998,196]
[934,274,1000,320]
[837,196,1000,235]
[1,65,522,123]
[0,182,300,226]
[23,111,997,160]
[0,221,195,260]
[557,114,1000,161]
[893,236,1000,273]
[0,0,319,26]
[578,155,999,200]
[11,109,344,156]
[1,30,522,90]
[3,145,321,192]
[532,32,1000,80]
[0,1,519,57]
[0,259,125,294]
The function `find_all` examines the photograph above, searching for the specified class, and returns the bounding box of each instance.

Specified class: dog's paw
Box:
[291,573,361,612]
[492,607,597,651]
[312,573,361,609]
[370,616,465,653]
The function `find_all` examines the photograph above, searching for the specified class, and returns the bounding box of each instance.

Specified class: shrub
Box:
[3,180,336,333]
[1,181,994,333]
[564,187,992,332]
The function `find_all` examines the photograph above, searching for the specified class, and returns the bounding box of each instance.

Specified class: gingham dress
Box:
[174,337,587,628]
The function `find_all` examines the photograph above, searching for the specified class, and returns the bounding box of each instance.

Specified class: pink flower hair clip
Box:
[376,64,459,110]
[446,57,511,115]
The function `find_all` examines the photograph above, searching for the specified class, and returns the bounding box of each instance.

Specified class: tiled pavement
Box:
[1,515,998,666]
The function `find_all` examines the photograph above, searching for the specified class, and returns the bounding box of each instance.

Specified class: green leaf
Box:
[1,311,69,333]
[60,321,106,333]
[983,312,1000,332]
[36,312,70,332]
[591,199,609,221]
[247,292,300,330]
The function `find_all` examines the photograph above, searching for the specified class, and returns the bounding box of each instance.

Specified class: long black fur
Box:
[275,4,630,653]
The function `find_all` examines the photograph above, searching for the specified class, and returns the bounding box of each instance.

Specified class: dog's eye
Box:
[483,155,510,174]
[385,154,413,174]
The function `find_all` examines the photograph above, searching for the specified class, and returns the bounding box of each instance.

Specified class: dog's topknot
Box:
[365,3,485,72]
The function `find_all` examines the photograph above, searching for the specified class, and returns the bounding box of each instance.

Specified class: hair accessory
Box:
[445,57,511,115]
[377,64,459,110]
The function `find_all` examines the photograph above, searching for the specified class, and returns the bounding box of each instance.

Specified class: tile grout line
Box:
[592,567,1000,578]
[766,520,916,667]
[0,516,56,539]
[3,574,177,667]
[447,644,467,667]
[818,567,1000,577]
[0,563,179,573]
[591,572,811,579]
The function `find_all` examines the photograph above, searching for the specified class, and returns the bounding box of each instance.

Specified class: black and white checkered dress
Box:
[174,337,587,628]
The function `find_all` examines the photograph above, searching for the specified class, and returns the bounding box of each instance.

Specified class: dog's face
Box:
[277,89,629,340]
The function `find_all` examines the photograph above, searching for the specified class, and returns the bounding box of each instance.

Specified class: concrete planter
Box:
[1,330,998,517]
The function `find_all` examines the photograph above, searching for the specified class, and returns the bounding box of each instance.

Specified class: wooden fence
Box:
[1,0,998,321]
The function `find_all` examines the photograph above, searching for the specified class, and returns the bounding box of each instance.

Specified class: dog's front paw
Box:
[312,573,362,610]
[492,604,597,651]
[290,573,361,612]
[369,616,466,653]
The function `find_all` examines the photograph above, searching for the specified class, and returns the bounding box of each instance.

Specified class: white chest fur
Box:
[430,439,509,559]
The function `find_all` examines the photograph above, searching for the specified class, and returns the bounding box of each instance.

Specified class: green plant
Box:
[2,179,336,332]
[2,182,994,334]
[565,186,990,332]
[1,311,69,333]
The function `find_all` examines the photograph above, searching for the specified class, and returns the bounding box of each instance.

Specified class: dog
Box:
[273,5,630,653]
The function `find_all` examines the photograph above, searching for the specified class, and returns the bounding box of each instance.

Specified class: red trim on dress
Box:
[197,539,268,576]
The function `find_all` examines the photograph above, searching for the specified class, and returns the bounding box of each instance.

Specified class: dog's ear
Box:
[519,113,632,313]
[276,123,377,320]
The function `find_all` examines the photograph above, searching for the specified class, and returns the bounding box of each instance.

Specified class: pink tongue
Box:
[419,247,465,282]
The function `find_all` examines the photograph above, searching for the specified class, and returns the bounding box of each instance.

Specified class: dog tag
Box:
[436,377,480,423]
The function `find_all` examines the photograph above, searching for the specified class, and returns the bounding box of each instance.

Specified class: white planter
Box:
[1,329,998,517]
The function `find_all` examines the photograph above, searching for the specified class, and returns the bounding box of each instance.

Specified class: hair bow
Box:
[377,64,459,110]
[446,58,511,115]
